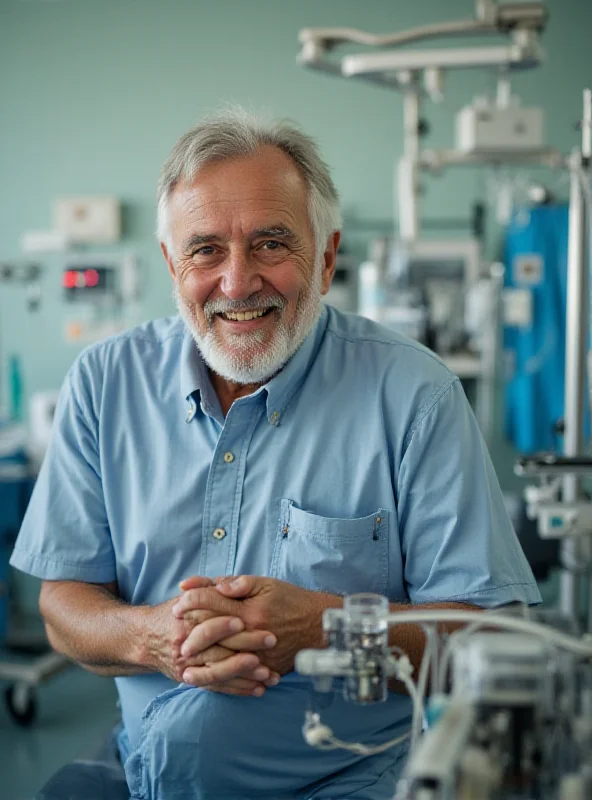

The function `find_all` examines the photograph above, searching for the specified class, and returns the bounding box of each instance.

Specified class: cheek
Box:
[269,261,314,302]
[179,269,216,308]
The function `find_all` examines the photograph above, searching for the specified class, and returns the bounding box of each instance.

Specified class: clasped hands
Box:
[162,575,337,697]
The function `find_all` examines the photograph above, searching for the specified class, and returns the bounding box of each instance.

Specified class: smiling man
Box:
[163,142,336,410]
[11,109,540,800]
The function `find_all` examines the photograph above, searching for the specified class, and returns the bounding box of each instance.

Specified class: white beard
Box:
[174,259,324,385]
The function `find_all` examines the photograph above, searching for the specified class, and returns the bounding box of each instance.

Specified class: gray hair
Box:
[156,107,341,259]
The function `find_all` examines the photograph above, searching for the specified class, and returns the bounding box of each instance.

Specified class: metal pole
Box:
[561,149,588,624]
[477,262,505,444]
[583,89,592,632]
[397,79,421,242]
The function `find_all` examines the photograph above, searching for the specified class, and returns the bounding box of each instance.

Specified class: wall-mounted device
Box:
[53,196,121,245]
[62,265,116,302]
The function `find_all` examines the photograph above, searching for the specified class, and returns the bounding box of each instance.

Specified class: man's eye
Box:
[192,246,216,257]
[261,240,285,251]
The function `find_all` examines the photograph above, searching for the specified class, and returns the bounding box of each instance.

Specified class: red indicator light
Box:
[85,269,100,288]
[63,270,78,289]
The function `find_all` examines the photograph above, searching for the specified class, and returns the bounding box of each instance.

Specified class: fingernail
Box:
[264,635,276,647]
[251,687,265,697]
[267,675,280,686]
[253,667,269,681]
[181,644,190,657]
[182,670,192,684]
[172,605,180,616]
[229,618,244,633]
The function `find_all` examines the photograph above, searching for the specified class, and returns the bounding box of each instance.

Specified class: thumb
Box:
[214,575,258,598]
[179,575,213,592]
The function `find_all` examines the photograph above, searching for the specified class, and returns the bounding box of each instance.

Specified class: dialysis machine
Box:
[295,4,592,797]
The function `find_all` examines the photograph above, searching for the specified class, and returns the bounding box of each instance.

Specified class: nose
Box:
[219,249,264,301]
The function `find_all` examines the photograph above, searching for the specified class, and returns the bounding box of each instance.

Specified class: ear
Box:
[161,242,176,281]
[320,231,341,296]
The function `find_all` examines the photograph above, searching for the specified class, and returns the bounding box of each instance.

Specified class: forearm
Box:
[40,580,154,677]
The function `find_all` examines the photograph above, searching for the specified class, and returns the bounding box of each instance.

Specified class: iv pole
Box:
[560,89,592,624]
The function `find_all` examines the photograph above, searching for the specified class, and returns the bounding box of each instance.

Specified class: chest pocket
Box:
[269,499,389,596]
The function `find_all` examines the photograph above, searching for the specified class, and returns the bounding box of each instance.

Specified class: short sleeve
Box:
[10,362,116,583]
[397,378,541,608]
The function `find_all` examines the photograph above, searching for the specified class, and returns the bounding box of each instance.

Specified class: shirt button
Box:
[186,403,196,423]
[223,452,235,463]
[212,528,226,540]
[269,411,280,425]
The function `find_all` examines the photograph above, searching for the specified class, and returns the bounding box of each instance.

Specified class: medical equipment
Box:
[297,1,562,440]
[514,89,592,634]
[0,470,70,726]
[298,0,561,242]
[294,85,592,797]
[296,599,592,799]
[16,194,141,345]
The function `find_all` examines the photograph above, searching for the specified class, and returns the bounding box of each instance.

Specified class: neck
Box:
[209,370,265,417]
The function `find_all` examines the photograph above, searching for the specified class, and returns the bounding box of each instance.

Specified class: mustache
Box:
[203,294,286,320]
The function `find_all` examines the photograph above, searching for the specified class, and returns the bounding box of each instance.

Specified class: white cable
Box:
[302,653,419,757]
[391,653,424,750]
[411,627,434,751]
[383,610,592,658]
[389,645,427,752]
[303,715,411,755]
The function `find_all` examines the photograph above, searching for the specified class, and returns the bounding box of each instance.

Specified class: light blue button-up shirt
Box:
[11,305,540,799]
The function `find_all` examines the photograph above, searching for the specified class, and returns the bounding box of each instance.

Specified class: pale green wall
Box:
[1,0,591,407]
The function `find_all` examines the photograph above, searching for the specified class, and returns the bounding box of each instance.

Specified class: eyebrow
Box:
[181,226,298,255]
[251,226,297,242]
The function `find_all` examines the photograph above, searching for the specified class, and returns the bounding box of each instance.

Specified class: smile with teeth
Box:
[220,308,272,322]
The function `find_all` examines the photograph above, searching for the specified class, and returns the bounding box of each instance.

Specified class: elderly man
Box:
[11,109,539,800]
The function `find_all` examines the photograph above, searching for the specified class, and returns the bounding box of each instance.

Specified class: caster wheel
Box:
[5,684,37,726]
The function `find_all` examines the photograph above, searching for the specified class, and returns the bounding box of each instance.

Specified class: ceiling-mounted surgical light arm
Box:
[342,33,542,78]
[298,2,548,87]
[298,16,493,55]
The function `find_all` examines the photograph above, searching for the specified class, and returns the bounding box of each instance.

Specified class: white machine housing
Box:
[456,101,544,153]
[452,632,550,707]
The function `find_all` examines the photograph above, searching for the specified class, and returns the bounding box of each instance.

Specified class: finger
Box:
[218,630,276,652]
[182,644,233,666]
[189,642,276,671]
[172,587,240,618]
[182,652,264,686]
[214,575,258,598]
[180,645,281,685]
[174,608,220,627]
[180,616,246,658]
[179,576,213,592]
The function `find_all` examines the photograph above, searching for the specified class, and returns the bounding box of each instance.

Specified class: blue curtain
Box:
[504,205,572,453]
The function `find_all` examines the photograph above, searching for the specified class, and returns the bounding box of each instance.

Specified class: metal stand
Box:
[517,91,592,633]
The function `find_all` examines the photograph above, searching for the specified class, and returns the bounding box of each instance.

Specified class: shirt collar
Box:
[179,306,329,424]
[179,328,219,416]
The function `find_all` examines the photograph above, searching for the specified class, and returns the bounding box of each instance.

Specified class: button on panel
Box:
[212,528,226,540]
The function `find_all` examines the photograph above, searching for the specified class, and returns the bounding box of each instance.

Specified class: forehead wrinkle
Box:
[178,196,302,238]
